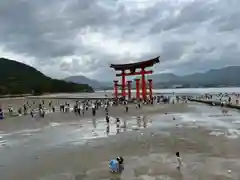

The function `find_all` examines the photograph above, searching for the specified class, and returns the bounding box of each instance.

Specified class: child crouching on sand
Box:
[109,156,124,173]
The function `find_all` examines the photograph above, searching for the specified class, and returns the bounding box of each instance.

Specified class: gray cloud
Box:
[0,0,240,81]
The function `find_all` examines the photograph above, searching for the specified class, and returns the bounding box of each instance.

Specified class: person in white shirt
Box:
[104,104,108,112]
[176,152,182,171]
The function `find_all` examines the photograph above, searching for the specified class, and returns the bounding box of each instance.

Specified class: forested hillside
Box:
[0,58,93,95]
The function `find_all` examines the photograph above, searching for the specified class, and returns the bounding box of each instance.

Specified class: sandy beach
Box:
[0,92,240,180]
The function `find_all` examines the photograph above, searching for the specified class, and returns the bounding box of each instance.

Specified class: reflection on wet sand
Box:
[92,118,97,129]
[1,99,240,179]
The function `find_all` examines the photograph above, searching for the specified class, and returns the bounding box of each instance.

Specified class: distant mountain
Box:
[154,66,240,88]
[178,66,239,84]
[64,66,240,90]
[64,75,108,89]
[150,73,178,83]
[0,58,93,95]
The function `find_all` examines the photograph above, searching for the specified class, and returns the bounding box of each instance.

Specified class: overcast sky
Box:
[1,0,240,81]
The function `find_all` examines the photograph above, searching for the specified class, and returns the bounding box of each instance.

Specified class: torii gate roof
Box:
[110,56,160,71]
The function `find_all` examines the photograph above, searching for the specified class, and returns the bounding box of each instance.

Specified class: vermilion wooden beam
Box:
[116,70,153,77]
[127,80,132,99]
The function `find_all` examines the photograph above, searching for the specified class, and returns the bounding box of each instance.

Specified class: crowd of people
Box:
[192,92,240,105]
[0,94,188,120]
[0,95,190,175]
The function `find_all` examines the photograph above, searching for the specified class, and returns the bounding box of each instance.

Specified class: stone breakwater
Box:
[188,98,240,110]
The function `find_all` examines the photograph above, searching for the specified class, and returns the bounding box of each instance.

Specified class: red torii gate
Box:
[110,56,160,100]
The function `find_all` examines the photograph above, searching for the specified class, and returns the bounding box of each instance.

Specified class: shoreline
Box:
[0,92,96,99]
[1,86,240,98]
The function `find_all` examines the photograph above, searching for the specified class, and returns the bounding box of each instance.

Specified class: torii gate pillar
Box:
[113,80,118,99]
[135,79,140,100]
[127,80,132,99]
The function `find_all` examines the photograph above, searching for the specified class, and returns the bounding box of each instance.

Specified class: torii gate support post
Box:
[121,70,126,97]
[113,80,119,99]
[148,79,153,99]
[135,79,140,100]
[127,80,132,100]
[141,67,147,100]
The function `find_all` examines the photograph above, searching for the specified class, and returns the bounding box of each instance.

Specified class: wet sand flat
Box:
[2,117,240,180]
[0,102,191,132]
[0,96,240,179]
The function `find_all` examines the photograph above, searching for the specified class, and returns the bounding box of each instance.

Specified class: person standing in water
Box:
[104,103,108,112]
[30,109,34,118]
[116,117,120,126]
[176,152,183,171]
[125,105,128,113]
[0,108,4,120]
[52,106,55,113]
[92,104,96,116]
[106,114,110,124]
[137,116,141,127]
[116,117,121,134]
